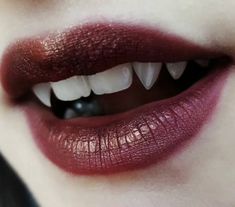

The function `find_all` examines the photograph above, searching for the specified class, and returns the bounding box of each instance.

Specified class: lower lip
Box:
[23,67,229,175]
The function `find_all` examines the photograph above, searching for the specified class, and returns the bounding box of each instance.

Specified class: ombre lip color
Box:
[0,23,231,174]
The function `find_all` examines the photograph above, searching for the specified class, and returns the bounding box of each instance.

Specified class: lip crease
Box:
[0,22,230,175]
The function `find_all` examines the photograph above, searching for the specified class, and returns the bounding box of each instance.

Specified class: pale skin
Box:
[0,0,235,206]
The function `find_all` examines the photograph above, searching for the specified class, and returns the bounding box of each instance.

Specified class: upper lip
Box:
[0,22,220,98]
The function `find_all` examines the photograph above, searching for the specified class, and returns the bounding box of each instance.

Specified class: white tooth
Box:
[51,76,91,101]
[88,63,133,95]
[133,62,162,90]
[195,59,209,67]
[33,83,51,107]
[64,109,77,119]
[166,61,187,80]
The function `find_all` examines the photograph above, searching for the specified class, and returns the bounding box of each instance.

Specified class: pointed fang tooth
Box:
[33,83,51,107]
[133,62,162,90]
[166,61,187,80]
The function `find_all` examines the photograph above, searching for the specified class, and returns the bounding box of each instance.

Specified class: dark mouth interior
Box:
[50,59,227,120]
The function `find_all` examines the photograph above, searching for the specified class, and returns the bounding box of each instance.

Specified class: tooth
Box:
[166,61,187,80]
[88,63,133,95]
[195,59,209,67]
[51,76,91,101]
[33,83,51,107]
[64,109,77,120]
[133,62,162,90]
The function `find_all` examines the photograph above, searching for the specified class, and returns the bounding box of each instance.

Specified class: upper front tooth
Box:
[166,61,187,80]
[51,76,91,101]
[33,83,51,107]
[133,62,162,90]
[88,63,133,95]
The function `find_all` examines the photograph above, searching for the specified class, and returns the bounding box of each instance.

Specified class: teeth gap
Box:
[32,58,214,118]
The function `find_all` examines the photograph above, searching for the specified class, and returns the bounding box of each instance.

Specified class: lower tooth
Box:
[88,63,133,95]
[63,96,104,119]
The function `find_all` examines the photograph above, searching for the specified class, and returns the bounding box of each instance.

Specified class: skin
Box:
[0,0,235,206]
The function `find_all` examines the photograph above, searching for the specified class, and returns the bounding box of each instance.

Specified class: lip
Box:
[1,23,220,98]
[0,22,230,175]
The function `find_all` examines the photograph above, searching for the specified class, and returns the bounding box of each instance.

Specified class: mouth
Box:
[0,23,232,175]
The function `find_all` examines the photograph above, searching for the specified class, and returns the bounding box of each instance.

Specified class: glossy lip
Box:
[1,23,220,98]
[0,22,230,175]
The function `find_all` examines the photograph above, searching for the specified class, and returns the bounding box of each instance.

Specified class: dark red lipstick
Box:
[0,23,230,174]
[1,23,218,98]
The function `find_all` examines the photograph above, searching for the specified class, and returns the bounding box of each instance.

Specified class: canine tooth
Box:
[33,83,51,107]
[88,63,133,95]
[195,59,209,67]
[166,61,187,80]
[133,62,162,90]
[51,76,91,101]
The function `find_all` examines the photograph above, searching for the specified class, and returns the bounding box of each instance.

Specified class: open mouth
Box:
[36,60,224,119]
[0,23,232,175]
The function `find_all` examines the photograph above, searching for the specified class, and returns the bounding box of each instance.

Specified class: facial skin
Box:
[0,0,235,206]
